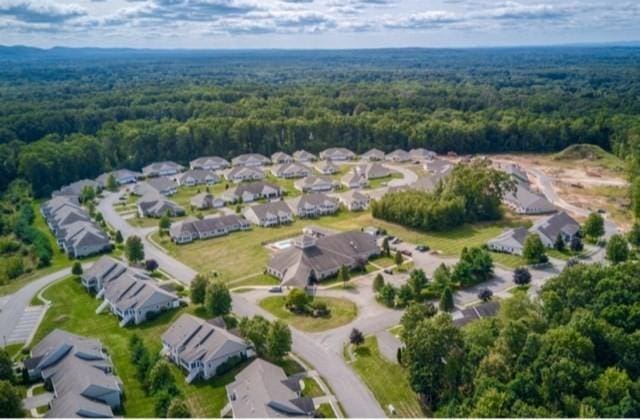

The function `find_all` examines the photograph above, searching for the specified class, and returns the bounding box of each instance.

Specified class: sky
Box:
[0,0,639,49]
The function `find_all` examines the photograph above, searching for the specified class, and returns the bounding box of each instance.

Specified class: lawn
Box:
[366,172,403,189]
[265,174,302,198]
[32,276,239,417]
[302,377,325,398]
[350,337,426,418]
[259,296,358,332]
[367,255,396,269]
[490,252,527,269]
[229,273,280,289]
[316,403,337,418]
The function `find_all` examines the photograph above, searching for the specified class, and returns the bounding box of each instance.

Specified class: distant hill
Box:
[553,144,626,173]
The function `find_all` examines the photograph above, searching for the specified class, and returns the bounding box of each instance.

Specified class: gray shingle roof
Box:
[246,201,293,221]
[231,153,271,166]
[138,193,185,217]
[190,156,230,169]
[178,169,219,185]
[504,184,556,213]
[147,176,178,193]
[292,150,317,161]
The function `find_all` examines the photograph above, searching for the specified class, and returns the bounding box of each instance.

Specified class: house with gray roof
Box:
[293,150,317,163]
[162,314,252,383]
[271,162,312,179]
[341,170,368,189]
[170,215,250,244]
[314,160,338,175]
[232,153,271,167]
[503,163,529,185]
[272,152,294,164]
[385,149,410,162]
[60,221,111,258]
[223,358,314,418]
[290,193,339,218]
[25,329,122,418]
[96,169,142,187]
[339,190,370,211]
[409,148,437,161]
[41,196,80,219]
[294,176,337,193]
[244,201,294,227]
[147,176,178,196]
[424,158,454,177]
[361,148,385,161]
[267,230,379,287]
[190,156,230,171]
[224,181,281,203]
[137,193,185,217]
[504,184,556,215]
[356,162,391,179]
[142,161,185,177]
[177,169,219,187]
[81,255,127,292]
[453,301,500,327]
[319,147,355,161]
[52,179,100,198]
[190,193,225,210]
[487,226,529,255]
[225,165,265,183]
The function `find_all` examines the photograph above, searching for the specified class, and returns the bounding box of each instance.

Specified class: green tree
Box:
[439,287,454,312]
[147,360,176,395]
[0,349,14,383]
[167,397,191,418]
[266,320,292,361]
[205,281,232,317]
[523,234,547,264]
[125,235,145,264]
[338,264,350,287]
[470,388,510,417]
[286,288,311,313]
[394,250,404,266]
[115,230,123,244]
[378,284,397,308]
[373,273,385,293]
[606,234,629,264]
[554,234,565,251]
[382,237,391,257]
[570,235,584,252]
[159,213,171,232]
[631,178,640,219]
[190,274,208,305]
[106,174,118,192]
[583,212,605,240]
[239,316,270,356]
[628,223,640,247]
[401,303,438,340]
[154,390,172,418]
[349,328,364,346]
[513,267,532,286]
[71,261,83,276]
[0,380,23,418]
[408,269,428,299]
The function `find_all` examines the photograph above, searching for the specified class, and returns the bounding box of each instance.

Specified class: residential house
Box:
[453,301,500,327]
[290,193,339,218]
[409,148,437,161]
[341,170,368,189]
[424,158,454,177]
[360,148,385,161]
[293,150,317,163]
[81,255,127,292]
[244,201,294,227]
[177,169,220,186]
[271,152,294,164]
[190,193,225,210]
[267,230,379,287]
[96,169,142,187]
[385,149,410,162]
[339,190,370,211]
[24,329,123,418]
[130,182,156,196]
[504,184,556,215]
[137,193,185,217]
[161,314,252,383]
[503,163,529,185]
[225,166,265,183]
[170,215,250,244]
[59,221,111,258]
[147,176,178,196]
[487,227,529,255]
[223,358,314,418]
[190,156,230,171]
[224,182,281,203]
[52,179,100,198]
[356,162,391,179]
[319,147,355,161]
[40,195,80,219]
[271,162,311,179]
[314,161,338,175]
[231,153,271,167]
[294,176,336,193]
[142,161,185,178]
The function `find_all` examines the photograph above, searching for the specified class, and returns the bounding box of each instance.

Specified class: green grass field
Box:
[316,403,337,418]
[32,276,240,417]
[302,377,325,398]
[259,296,358,332]
[350,337,426,418]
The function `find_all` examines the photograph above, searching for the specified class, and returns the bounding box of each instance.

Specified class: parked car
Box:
[386,235,396,241]
[401,249,412,257]
[268,286,282,293]
[392,238,402,244]
[415,245,429,252]
[383,268,394,275]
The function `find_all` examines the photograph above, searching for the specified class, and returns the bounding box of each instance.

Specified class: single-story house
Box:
[190,193,225,210]
[271,162,311,179]
[339,190,370,211]
[503,163,529,185]
[137,193,185,217]
[231,153,271,167]
[319,147,355,161]
[224,181,281,203]
[96,169,142,187]
[52,179,100,198]
[271,152,294,164]
[293,150,317,163]
[162,314,252,383]
[360,148,385,161]
[147,176,178,196]
[170,215,250,244]
[504,184,556,215]
[267,230,379,287]
[190,156,230,171]
[223,358,314,418]
[225,166,265,183]
[244,201,294,227]
[424,158,454,177]
[81,255,127,292]
[24,329,123,418]
[385,149,410,162]
[290,193,339,218]
[142,161,185,178]
[487,226,529,255]
[409,148,437,161]
[453,301,500,327]
[294,176,337,193]
[177,169,220,187]
[314,161,338,175]
[356,162,391,179]
[341,170,368,189]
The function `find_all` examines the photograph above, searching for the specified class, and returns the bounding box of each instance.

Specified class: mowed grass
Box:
[490,252,527,269]
[302,377,325,398]
[33,276,238,417]
[350,337,426,418]
[259,296,358,332]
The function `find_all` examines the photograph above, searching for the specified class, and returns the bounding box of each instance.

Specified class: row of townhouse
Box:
[82,256,181,326]
[41,195,111,258]
[500,163,557,215]
[169,214,251,244]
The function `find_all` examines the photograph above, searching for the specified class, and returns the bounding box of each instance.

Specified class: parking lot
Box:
[6,306,45,344]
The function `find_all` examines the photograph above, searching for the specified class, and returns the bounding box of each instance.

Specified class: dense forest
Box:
[1,47,640,197]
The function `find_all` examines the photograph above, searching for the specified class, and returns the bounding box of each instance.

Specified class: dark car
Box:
[401,250,412,257]
[383,268,394,275]
[268,286,282,293]
[415,245,429,252]
[392,238,402,244]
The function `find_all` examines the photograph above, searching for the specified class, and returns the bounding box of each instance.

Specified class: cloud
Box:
[0,0,86,23]
[383,10,461,29]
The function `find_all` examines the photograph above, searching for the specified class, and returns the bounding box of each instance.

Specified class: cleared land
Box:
[349,336,426,418]
[259,296,358,332]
